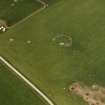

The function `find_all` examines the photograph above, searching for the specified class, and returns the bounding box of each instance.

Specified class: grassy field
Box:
[0,0,105,105]
[0,62,48,105]
[0,0,42,26]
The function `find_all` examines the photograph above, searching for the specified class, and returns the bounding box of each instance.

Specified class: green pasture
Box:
[0,62,47,105]
[0,0,42,26]
[0,0,105,105]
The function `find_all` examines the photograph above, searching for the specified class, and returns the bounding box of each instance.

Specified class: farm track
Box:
[9,0,48,29]
[0,56,55,105]
[0,1,55,105]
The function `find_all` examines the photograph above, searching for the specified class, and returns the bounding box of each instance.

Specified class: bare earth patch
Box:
[0,19,8,32]
[69,82,105,105]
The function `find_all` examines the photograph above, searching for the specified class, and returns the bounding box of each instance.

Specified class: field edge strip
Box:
[9,0,48,29]
[0,56,55,105]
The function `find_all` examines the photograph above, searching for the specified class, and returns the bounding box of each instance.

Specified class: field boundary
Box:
[9,0,48,29]
[0,56,55,105]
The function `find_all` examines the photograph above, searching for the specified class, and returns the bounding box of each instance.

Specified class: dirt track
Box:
[0,56,54,105]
